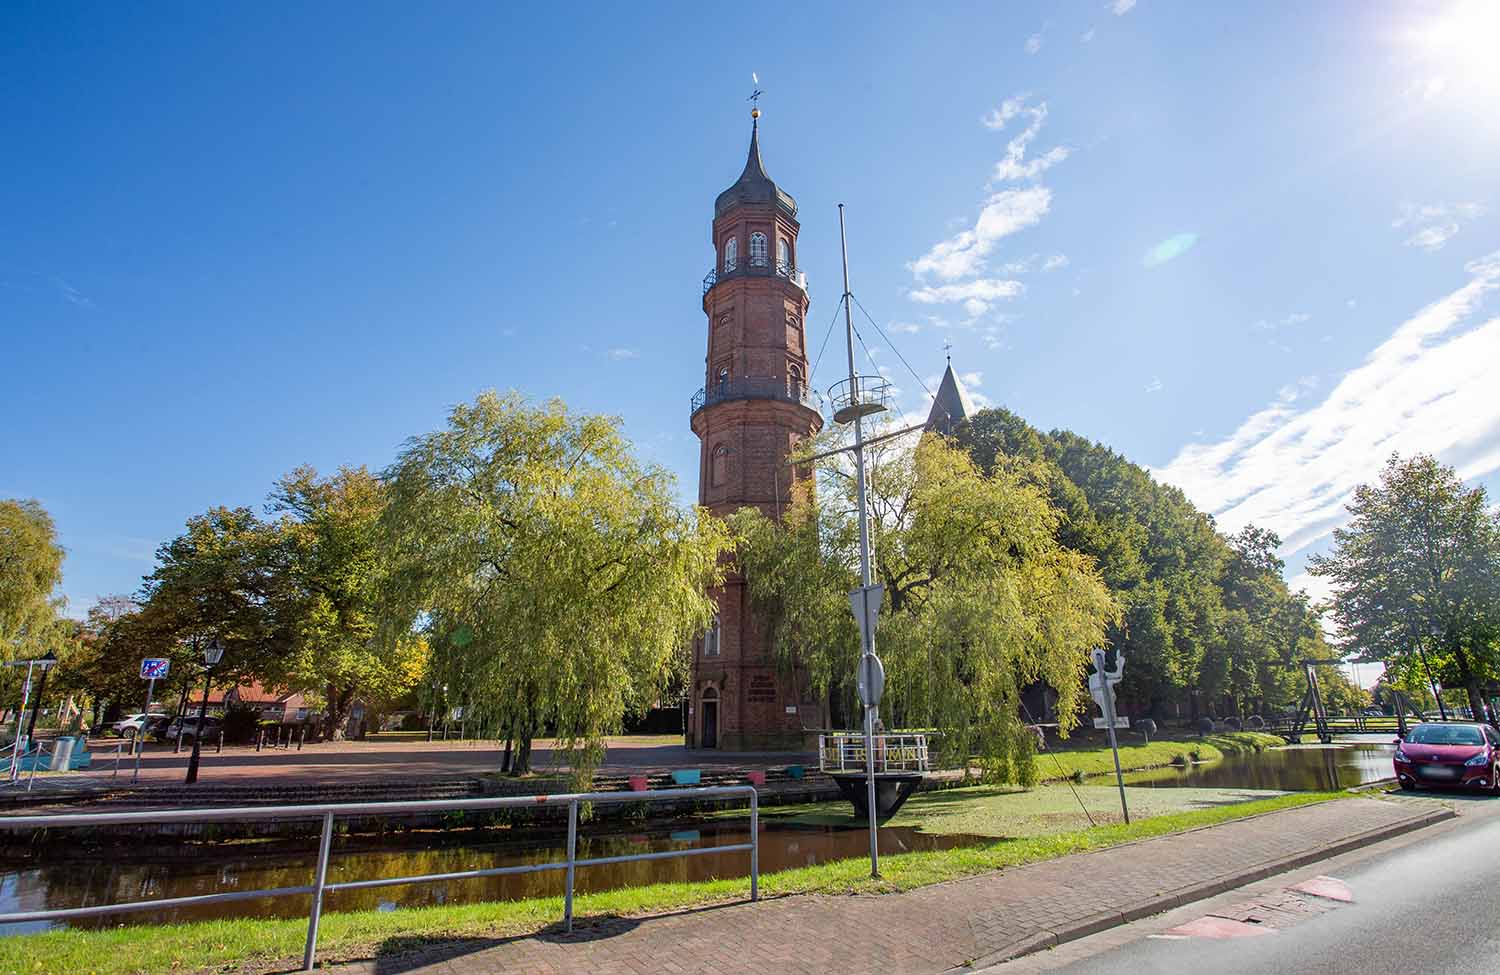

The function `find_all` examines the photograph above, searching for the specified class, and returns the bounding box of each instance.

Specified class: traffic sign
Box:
[849,583,883,648]
[140,658,170,680]
[1093,717,1130,729]
[857,653,885,708]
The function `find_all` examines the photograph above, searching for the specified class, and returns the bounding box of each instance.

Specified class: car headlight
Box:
[1395,748,1412,763]
[1466,750,1491,767]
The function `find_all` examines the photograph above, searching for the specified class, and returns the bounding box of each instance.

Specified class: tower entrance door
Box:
[701,689,719,749]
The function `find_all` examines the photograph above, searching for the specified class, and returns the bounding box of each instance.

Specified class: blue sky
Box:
[4,1,1498,623]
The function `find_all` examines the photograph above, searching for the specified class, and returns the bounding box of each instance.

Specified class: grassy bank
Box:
[1038,731,1284,781]
[754,782,1295,834]
[0,790,1340,975]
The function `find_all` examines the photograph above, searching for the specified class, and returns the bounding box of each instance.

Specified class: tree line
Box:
[5,392,1497,784]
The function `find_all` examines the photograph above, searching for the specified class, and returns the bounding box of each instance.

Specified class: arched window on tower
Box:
[704,614,721,657]
[716,366,730,396]
[711,444,729,487]
[789,364,804,399]
[777,238,790,271]
[723,237,738,272]
[750,232,769,267]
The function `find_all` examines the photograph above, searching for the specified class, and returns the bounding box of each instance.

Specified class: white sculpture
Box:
[1088,649,1126,720]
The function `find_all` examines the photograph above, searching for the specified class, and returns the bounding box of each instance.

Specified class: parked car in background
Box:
[110,713,168,738]
[164,715,223,743]
[1394,722,1500,793]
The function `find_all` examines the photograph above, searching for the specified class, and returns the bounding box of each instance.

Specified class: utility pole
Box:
[838,204,883,879]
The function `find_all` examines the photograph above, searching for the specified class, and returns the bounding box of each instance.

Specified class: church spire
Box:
[926,361,977,436]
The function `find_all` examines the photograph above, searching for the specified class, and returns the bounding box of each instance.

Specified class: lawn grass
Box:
[0,790,1342,975]
[753,782,1293,835]
[1037,730,1285,781]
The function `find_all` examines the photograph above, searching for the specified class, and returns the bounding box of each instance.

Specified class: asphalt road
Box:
[992,792,1500,975]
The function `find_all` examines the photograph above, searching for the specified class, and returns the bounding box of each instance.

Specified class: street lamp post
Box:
[184,637,224,785]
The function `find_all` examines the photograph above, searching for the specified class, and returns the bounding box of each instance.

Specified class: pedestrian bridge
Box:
[819,732,931,819]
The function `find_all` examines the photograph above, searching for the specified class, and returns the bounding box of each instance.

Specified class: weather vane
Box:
[748,72,763,119]
[943,338,953,363]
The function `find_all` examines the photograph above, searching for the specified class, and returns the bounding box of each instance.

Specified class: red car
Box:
[1394,721,1500,793]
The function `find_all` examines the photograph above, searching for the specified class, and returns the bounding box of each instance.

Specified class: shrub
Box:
[221,704,260,744]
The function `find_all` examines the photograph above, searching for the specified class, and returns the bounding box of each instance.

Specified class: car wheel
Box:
[1400,779,1415,791]
[1491,765,1500,796]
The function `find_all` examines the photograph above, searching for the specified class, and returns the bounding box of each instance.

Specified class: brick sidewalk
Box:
[326,796,1447,975]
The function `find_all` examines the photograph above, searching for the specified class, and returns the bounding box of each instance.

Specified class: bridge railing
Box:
[819,733,930,774]
[0,785,760,969]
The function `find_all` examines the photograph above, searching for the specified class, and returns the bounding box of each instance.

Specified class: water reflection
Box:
[0,819,980,933]
[1123,741,1394,791]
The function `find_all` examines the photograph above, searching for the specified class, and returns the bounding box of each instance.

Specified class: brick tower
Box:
[687,116,826,751]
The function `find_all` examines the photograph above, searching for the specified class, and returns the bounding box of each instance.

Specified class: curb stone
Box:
[954,803,1454,973]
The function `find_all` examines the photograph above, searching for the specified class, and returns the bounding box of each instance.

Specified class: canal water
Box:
[0,819,981,934]
[1122,740,1395,791]
[1,740,1398,934]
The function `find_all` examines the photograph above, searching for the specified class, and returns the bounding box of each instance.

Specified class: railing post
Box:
[303,811,335,972]
[749,786,759,902]
[564,799,578,933]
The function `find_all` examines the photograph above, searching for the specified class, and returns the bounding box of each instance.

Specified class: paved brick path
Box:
[327,796,1446,975]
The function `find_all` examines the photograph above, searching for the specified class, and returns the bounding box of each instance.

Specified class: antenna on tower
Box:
[748,72,763,119]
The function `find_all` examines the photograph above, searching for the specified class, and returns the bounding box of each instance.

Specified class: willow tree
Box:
[733,436,1118,785]
[380,391,731,782]
[0,499,65,660]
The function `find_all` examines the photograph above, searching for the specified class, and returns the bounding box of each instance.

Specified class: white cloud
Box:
[990,101,1070,184]
[1042,254,1069,271]
[1395,202,1484,251]
[607,348,639,360]
[1406,224,1460,251]
[1256,311,1311,331]
[908,279,1025,318]
[910,95,1067,320]
[889,321,923,334]
[960,371,984,387]
[1155,251,1500,557]
[1144,376,1164,393]
[1112,0,1136,13]
[981,94,1030,131]
[908,187,1052,280]
[1025,33,1043,55]
[1081,28,1096,42]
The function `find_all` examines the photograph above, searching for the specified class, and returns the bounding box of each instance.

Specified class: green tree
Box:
[266,466,424,738]
[0,499,65,660]
[138,506,288,694]
[1309,454,1500,722]
[733,436,1118,784]
[379,391,731,782]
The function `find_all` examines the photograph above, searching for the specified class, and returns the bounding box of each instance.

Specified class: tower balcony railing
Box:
[702,260,808,297]
[691,377,820,419]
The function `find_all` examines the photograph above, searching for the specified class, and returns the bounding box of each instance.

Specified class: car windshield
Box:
[1407,724,1485,745]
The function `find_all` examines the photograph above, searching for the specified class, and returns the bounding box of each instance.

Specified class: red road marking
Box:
[1290,876,1354,903]
[1164,916,1278,939]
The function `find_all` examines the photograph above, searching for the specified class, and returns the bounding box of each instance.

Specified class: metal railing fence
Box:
[819,733,930,774]
[0,784,760,971]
